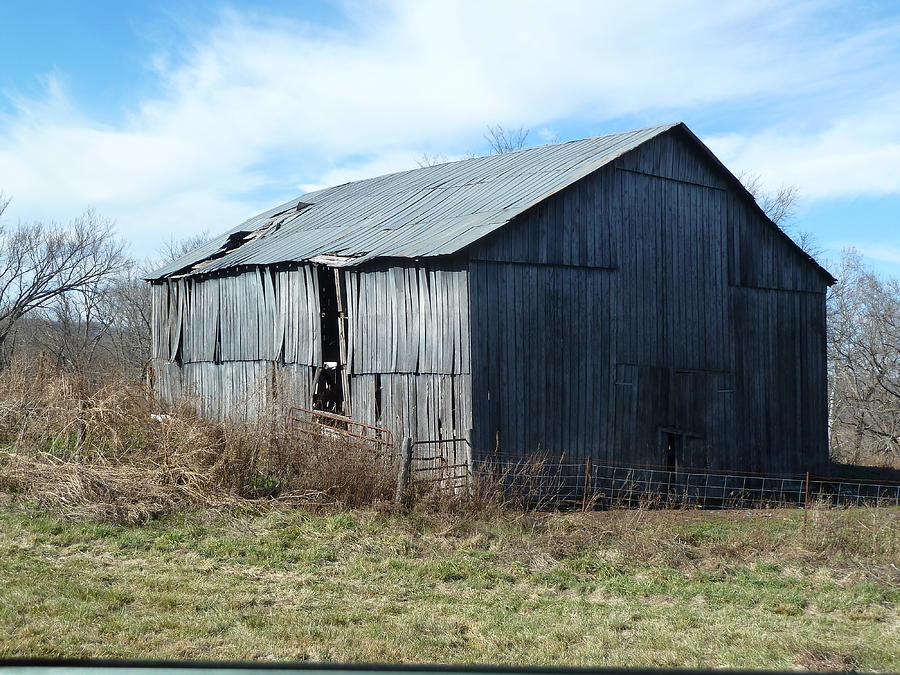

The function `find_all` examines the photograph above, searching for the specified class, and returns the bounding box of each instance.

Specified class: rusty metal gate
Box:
[410,438,471,492]
[287,406,393,456]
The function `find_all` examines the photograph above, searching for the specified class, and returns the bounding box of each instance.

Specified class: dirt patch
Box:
[793,649,856,671]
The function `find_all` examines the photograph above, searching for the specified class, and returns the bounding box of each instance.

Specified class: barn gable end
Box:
[466,125,830,474]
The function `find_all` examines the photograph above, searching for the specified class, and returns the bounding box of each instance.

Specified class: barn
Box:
[148,122,834,478]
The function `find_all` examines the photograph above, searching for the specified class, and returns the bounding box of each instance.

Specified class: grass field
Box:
[1,502,897,670]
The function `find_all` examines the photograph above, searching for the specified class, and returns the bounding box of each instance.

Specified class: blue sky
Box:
[1,0,899,276]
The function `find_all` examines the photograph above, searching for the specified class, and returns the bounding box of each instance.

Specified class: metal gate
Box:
[287,406,393,456]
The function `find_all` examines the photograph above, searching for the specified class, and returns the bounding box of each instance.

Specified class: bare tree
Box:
[0,202,127,362]
[485,124,530,154]
[827,249,900,466]
[739,172,799,226]
[736,171,825,260]
[28,288,110,371]
[416,152,449,168]
[94,267,154,375]
[415,125,532,167]
[161,231,210,263]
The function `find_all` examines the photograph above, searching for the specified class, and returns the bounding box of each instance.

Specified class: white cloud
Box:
[705,93,900,200]
[841,243,900,267]
[1,0,899,255]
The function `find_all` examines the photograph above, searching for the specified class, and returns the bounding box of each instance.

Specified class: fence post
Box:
[582,456,593,512]
[465,429,474,497]
[803,472,810,526]
[395,437,413,504]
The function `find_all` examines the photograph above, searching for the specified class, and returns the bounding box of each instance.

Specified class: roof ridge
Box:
[148,122,683,278]
[301,122,682,197]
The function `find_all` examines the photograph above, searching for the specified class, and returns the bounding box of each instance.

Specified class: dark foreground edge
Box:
[0,659,884,675]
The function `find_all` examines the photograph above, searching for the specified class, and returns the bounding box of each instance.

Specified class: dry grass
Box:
[0,356,396,522]
[1,356,897,524]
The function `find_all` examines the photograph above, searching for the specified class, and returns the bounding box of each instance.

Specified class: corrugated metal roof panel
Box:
[149,123,679,278]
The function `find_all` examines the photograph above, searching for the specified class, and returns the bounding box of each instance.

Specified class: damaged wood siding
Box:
[216,272,274,361]
[343,264,472,470]
[348,373,472,470]
[150,281,185,362]
[150,266,321,366]
[149,260,473,458]
[152,359,183,403]
[344,265,470,374]
[184,276,220,361]
[149,264,322,420]
[278,267,322,365]
[182,361,273,419]
[277,364,318,409]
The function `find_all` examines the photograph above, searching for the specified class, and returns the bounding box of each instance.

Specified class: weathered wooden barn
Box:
[148,122,834,476]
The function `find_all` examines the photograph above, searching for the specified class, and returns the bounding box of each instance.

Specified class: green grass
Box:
[0,504,897,669]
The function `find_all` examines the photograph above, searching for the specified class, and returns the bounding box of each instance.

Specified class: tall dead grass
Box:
[0,356,396,521]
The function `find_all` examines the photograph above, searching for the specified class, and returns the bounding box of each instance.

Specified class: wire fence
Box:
[283,420,900,510]
[417,450,900,509]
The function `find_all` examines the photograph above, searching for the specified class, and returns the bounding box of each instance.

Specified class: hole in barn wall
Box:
[313,266,345,415]
[374,373,383,426]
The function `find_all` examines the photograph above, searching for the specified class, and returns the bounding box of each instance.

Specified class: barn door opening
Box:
[663,432,682,473]
[313,267,350,416]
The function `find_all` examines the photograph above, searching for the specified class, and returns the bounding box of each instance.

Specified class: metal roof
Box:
[149,123,678,278]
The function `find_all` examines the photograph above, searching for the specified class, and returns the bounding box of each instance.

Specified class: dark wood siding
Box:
[468,260,615,462]
[728,193,825,292]
[468,127,830,474]
[471,164,619,268]
[615,131,729,189]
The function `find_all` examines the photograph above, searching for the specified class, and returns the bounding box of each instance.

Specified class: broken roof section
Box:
[148,123,678,279]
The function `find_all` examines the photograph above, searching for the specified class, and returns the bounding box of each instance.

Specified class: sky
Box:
[0,0,899,276]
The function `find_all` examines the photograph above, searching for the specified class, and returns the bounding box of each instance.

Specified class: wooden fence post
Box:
[803,471,810,526]
[465,429,474,497]
[582,456,593,512]
[395,437,413,504]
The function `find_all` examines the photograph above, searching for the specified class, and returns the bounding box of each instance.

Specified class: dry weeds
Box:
[0,356,395,521]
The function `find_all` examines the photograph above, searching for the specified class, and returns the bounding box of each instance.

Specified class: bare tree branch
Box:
[485,125,530,154]
[827,249,900,465]
[738,171,799,226]
[0,207,127,360]
[736,171,825,261]
[416,152,449,168]
[160,231,210,264]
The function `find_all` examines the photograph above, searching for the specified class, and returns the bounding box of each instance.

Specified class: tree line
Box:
[0,193,208,379]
